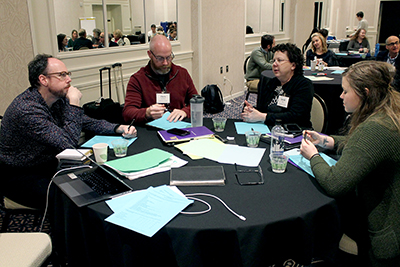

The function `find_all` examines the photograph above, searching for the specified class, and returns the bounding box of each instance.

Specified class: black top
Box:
[73,37,93,50]
[257,74,314,128]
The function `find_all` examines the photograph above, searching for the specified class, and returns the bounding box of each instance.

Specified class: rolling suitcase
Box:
[83,66,125,124]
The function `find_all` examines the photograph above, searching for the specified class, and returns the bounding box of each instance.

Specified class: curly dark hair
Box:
[28,54,53,88]
[272,43,304,75]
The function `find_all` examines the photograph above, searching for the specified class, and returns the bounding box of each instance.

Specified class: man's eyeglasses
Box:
[273,58,290,64]
[235,164,264,186]
[46,71,72,80]
[387,41,399,47]
[150,50,175,63]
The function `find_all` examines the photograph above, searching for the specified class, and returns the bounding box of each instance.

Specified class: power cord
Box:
[39,165,93,232]
[181,193,246,221]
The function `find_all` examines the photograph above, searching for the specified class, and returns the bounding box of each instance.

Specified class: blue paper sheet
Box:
[234,122,270,134]
[105,185,193,237]
[81,136,137,149]
[289,153,337,177]
[146,112,192,130]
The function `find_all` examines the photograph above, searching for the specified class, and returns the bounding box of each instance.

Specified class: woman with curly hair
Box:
[241,43,314,128]
[301,61,400,266]
[306,32,336,66]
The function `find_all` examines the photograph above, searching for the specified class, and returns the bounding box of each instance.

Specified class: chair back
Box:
[244,55,250,75]
[310,93,328,133]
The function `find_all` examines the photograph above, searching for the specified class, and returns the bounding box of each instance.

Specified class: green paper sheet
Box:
[106,148,173,172]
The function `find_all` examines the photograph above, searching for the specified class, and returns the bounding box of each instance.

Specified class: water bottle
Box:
[270,119,285,155]
[190,95,205,127]
[375,43,380,56]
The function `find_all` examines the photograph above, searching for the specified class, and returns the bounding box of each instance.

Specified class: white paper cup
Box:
[111,139,129,157]
[92,143,108,164]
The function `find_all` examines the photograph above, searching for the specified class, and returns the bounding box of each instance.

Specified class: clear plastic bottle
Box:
[270,119,285,155]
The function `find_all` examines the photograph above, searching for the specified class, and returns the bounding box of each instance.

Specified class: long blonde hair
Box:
[343,61,400,136]
[311,33,328,54]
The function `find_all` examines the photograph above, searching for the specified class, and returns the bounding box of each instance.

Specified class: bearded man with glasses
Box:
[0,54,137,210]
[376,36,400,91]
[123,34,198,124]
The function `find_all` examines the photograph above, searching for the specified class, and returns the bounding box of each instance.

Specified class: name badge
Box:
[277,95,289,108]
[156,92,170,104]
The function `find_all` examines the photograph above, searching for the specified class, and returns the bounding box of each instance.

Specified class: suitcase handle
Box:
[112,63,122,68]
[99,67,112,98]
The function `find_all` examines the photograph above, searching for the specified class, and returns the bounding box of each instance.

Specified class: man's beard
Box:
[150,60,171,75]
[49,86,68,99]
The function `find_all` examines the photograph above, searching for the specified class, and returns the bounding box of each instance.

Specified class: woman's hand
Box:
[303,130,335,149]
[300,138,319,160]
[240,100,266,123]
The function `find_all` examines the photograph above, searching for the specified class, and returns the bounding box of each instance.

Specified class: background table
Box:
[51,119,341,267]
[261,70,347,135]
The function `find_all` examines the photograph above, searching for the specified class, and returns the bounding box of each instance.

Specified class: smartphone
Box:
[283,123,302,134]
[167,128,190,136]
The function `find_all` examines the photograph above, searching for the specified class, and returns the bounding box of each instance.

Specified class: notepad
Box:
[158,126,214,143]
[170,166,226,186]
[234,122,270,134]
[81,136,137,149]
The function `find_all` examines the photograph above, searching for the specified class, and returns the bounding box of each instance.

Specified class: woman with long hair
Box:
[305,32,336,66]
[347,28,370,53]
[57,33,68,52]
[300,61,400,266]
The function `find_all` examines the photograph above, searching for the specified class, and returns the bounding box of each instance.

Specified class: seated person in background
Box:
[67,29,78,48]
[57,33,68,52]
[113,29,131,46]
[148,24,157,41]
[0,54,136,210]
[347,28,370,53]
[245,35,275,91]
[241,43,314,129]
[91,28,101,48]
[98,32,118,48]
[168,29,177,41]
[306,32,336,66]
[300,61,400,266]
[303,28,328,59]
[73,29,93,50]
[376,36,400,91]
[157,26,167,37]
[123,34,198,124]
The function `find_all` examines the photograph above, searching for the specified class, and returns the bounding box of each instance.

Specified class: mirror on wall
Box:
[53,0,177,53]
[246,0,285,34]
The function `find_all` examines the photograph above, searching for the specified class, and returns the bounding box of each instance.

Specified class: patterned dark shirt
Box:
[0,87,118,167]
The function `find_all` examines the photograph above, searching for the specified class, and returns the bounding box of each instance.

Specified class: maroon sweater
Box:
[123,62,198,124]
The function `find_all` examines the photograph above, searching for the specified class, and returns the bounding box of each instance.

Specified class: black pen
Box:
[128,119,135,130]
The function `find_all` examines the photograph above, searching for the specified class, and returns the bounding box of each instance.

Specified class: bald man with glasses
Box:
[0,54,136,210]
[123,34,198,124]
[376,36,400,91]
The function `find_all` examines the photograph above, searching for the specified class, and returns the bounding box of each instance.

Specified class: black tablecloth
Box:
[51,119,341,267]
[261,70,347,135]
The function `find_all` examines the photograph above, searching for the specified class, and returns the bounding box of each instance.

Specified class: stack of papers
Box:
[105,185,193,237]
[105,148,188,180]
[176,138,266,167]
[56,149,92,161]
[146,112,191,130]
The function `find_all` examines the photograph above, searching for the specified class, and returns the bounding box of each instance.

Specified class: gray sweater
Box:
[245,47,274,81]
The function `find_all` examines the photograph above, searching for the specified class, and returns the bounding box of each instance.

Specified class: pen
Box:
[128,119,135,130]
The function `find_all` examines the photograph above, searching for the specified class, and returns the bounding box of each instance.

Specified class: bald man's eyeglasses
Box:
[387,41,399,47]
[150,50,175,62]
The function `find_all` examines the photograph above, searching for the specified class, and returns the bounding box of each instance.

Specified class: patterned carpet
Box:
[203,92,257,119]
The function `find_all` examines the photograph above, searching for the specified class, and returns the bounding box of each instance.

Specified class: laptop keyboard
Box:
[77,170,121,196]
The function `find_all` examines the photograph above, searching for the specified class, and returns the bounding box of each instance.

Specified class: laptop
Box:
[53,159,133,208]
